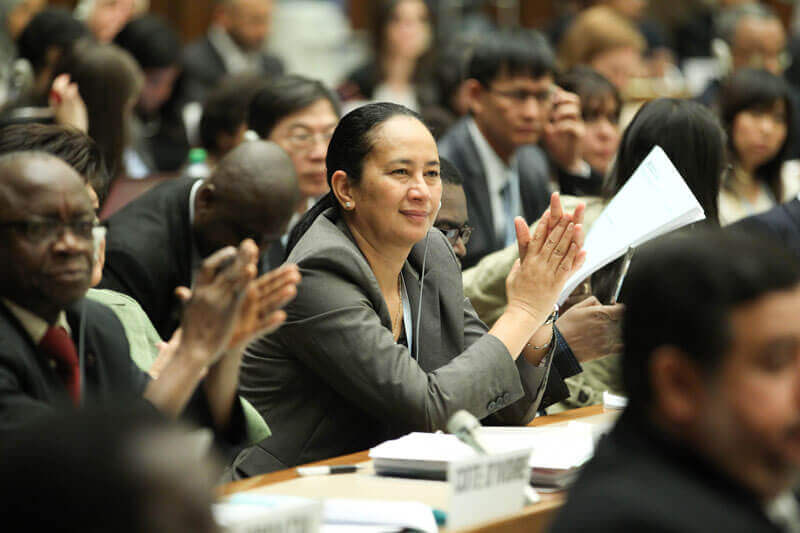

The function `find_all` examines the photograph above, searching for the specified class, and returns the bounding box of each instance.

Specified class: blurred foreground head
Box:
[0,406,220,533]
[623,230,800,500]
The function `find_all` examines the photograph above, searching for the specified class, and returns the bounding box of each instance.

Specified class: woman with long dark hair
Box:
[718,68,797,225]
[235,102,586,474]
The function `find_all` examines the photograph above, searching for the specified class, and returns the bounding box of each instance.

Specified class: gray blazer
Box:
[234,208,555,475]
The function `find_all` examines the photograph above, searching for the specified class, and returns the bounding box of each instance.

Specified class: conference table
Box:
[220,405,617,532]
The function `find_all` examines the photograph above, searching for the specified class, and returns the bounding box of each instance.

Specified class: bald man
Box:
[181,0,284,103]
[0,150,291,442]
[101,140,299,339]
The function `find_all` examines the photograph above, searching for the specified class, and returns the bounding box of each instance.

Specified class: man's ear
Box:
[650,346,706,426]
[463,78,486,116]
[330,170,354,211]
[194,183,216,219]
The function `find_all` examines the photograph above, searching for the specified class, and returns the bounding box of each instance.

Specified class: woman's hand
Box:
[505,193,587,323]
[49,74,88,133]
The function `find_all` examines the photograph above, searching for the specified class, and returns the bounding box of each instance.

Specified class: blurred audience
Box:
[558,5,646,95]
[12,8,89,106]
[718,68,797,225]
[554,66,622,187]
[0,0,45,106]
[338,0,435,113]
[55,41,143,182]
[199,73,268,168]
[114,14,189,174]
[181,0,283,104]
[247,74,340,266]
[74,0,145,43]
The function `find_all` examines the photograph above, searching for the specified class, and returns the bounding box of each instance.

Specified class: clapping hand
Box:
[172,243,301,370]
[49,74,88,133]
[506,193,586,322]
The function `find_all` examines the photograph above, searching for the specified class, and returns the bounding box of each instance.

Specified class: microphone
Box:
[447,409,541,504]
[447,410,491,455]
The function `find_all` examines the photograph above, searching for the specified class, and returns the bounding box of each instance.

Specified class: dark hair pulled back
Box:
[286,102,423,255]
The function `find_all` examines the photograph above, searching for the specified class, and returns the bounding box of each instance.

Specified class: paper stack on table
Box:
[369,421,609,489]
[557,145,706,305]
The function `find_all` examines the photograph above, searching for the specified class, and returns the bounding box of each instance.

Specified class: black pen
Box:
[296,464,366,476]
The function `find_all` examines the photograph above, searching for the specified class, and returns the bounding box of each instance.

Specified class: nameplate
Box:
[214,493,322,533]
[446,448,532,529]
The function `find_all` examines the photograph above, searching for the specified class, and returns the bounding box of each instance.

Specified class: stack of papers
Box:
[557,145,706,305]
[369,422,607,489]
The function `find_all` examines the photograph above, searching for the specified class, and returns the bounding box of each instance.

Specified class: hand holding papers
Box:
[557,145,706,305]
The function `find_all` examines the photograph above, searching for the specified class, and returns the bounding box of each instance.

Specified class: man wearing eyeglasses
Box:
[0,150,298,445]
[434,157,471,261]
[439,31,590,269]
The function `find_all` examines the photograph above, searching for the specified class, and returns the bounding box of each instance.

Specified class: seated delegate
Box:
[235,102,587,475]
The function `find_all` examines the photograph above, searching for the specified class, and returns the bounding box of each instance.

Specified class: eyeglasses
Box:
[284,129,334,152]
[0,217,99,243]
[436,223,472,246]
[490,86,555,106]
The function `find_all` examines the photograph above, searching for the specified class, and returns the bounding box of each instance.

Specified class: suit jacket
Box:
[234,208,578,476]
[181,35,284,103]
[0,298,247,456]
[438,118,552,269]
[729,198,800,261]
[0,298,148,435]
[100,178,199,340]
[549,409,784,532]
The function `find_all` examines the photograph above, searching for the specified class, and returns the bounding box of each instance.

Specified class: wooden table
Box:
[220,405,615,532]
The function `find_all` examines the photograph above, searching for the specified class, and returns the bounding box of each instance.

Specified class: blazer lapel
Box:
[404,241,442,370]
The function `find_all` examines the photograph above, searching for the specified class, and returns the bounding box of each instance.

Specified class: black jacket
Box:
[100,178,198,340]
[181,35,284,103]
[730,198,800,261]
[549,409,785,533]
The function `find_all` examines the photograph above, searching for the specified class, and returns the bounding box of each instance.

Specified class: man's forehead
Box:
[736,17,786,47]
[0,157,89,212]
[438,184,468,224]
[491,71,553,88]
[728,285,800,351]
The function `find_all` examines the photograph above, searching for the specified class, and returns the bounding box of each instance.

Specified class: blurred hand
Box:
[227,263,301,351]
[151,328,182,379]
[49,74,88,133]
[506,192,586,321]
[543,88,585,174]
[177,240,258,367]
[174,256,301,356]
[557,296,624,362]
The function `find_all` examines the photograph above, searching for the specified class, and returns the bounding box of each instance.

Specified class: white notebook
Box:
[557,145,706,305]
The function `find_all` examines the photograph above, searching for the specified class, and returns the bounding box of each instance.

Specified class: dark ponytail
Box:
[285,102,422,256]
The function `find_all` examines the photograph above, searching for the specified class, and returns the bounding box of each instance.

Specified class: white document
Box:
[323,499,438,533]
[214,493,323,533]
[370,423,604,475]
[557,145,706,305]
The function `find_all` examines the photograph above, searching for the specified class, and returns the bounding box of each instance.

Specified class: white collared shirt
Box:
[207,25,263,75]
[2,298,70,345]
[188,179,204,285]
[466,117,521,242]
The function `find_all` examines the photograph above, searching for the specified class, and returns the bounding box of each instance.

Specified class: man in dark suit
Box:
[101,140,299,340]
[439,31,591,268]
[550,232,800,532]
[0,151,298,442]
[730,196,800,261]
[182,0,284,103]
